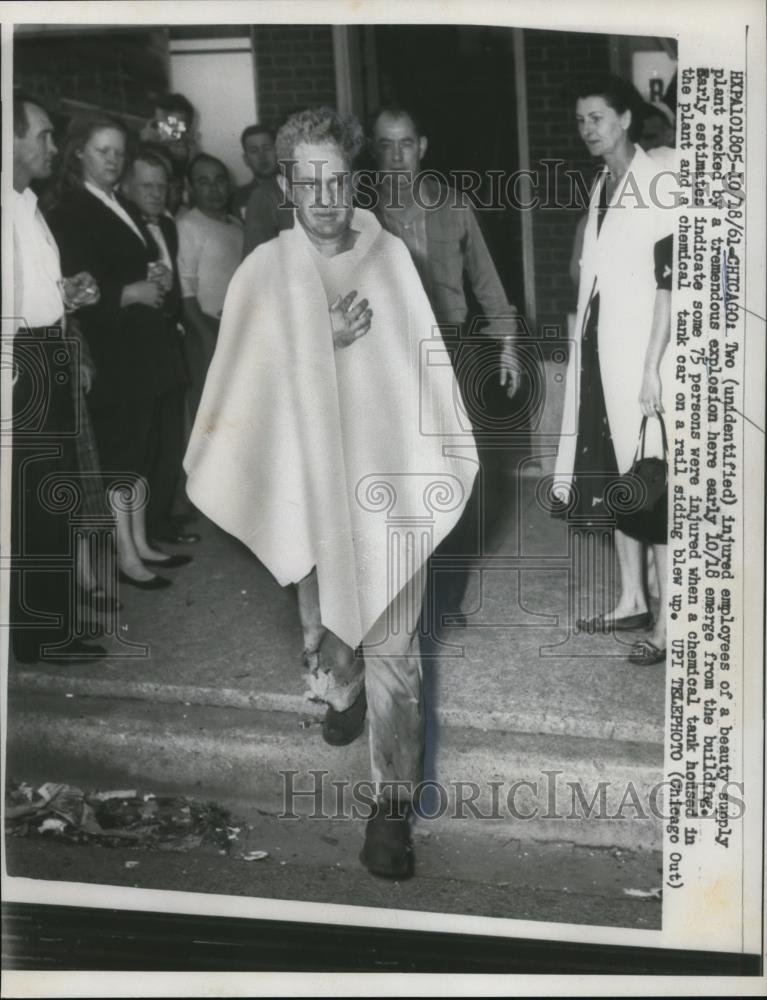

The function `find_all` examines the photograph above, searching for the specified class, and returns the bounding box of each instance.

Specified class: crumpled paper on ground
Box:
[5,780,243,854]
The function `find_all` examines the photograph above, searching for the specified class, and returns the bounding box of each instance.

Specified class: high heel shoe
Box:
[142,554,193,568]
[118,570,172,591]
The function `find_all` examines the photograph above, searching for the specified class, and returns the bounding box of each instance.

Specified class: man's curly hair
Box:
[275,107,364,167]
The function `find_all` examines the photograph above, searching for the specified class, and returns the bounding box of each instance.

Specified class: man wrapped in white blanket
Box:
[184,108,477,879]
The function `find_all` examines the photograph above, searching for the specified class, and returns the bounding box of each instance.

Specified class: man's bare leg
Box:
[296,570,365,740]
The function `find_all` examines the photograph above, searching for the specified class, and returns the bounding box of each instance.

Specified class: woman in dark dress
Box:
[46,113,180,588]
[554,76,674,666]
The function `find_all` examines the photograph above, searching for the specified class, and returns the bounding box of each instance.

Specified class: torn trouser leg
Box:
[296,569,364,712]
[362,565,427,802]
[296,565,427,801]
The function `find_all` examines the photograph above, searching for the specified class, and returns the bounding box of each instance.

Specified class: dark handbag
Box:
[610,415,668,544]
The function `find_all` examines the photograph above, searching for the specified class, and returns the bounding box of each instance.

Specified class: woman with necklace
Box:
[554,75,675,667]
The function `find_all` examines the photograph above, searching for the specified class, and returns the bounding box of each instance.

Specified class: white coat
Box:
[555,144,677,495]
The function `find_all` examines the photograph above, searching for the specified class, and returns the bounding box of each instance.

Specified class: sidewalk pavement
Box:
[6,472,667,850]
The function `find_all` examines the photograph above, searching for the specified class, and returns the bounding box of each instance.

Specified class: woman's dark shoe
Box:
[118,570,172,591]
[143,554,193,568]
[322,688,367,746]
[359,801,414,880]
[628,639,667,666]
[576,611,652,633]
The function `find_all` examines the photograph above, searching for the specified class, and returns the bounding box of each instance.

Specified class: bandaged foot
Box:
[302,631,364,711]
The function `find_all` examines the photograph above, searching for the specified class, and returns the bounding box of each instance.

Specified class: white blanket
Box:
[184,208,478,647]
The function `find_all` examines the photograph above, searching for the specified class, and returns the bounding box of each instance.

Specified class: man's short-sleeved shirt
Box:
[176,207,243,318]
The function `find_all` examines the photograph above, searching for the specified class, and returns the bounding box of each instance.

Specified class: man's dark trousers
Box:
[9,325,79,662]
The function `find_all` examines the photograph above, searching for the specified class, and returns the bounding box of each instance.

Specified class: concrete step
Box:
[5,485,666,751]
[6,496,667,856]
[6,690,663,851]
[8,641,664,744]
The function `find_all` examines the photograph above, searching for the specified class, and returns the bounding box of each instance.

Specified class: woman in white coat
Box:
[554,75,675,666]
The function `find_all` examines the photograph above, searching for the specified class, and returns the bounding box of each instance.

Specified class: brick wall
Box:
[252,25,336,128]
[524,29,612,334]
[250,25,609,334]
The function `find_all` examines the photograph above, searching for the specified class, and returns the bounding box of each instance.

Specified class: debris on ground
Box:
[5,779,244,855]
[240,850,269,862]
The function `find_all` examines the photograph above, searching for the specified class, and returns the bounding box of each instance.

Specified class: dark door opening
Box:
[360,25,530,538]
[370,24,523,312]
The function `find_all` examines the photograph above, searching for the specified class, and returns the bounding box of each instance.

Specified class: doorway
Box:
[363,24,523,311]
[349,24,530,547]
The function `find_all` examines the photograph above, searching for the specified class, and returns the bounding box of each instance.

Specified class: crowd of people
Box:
[11,74,674,879]
[10,92,285,643]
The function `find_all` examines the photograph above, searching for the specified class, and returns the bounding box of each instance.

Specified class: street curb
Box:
[8,668,665,745]
[7,690,664,851]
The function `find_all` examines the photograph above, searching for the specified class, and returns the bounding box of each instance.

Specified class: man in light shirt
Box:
[232,125,274,218]
[236,125,294,253]
[371,106,523,636]
[10,90,105,664]
[176,154,243,426]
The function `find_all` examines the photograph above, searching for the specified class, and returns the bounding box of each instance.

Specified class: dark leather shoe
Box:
[576,611,652,633]
[628,639,667,666]
[119,571,172,590]
[143,554,193,568]
[153,531,201,545]
[322,688,367,746]
[17,639,107,666]
[359,801,414,880]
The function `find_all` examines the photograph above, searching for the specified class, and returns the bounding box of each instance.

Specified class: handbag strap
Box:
[657,412,668,458]
[634,413,668,463]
